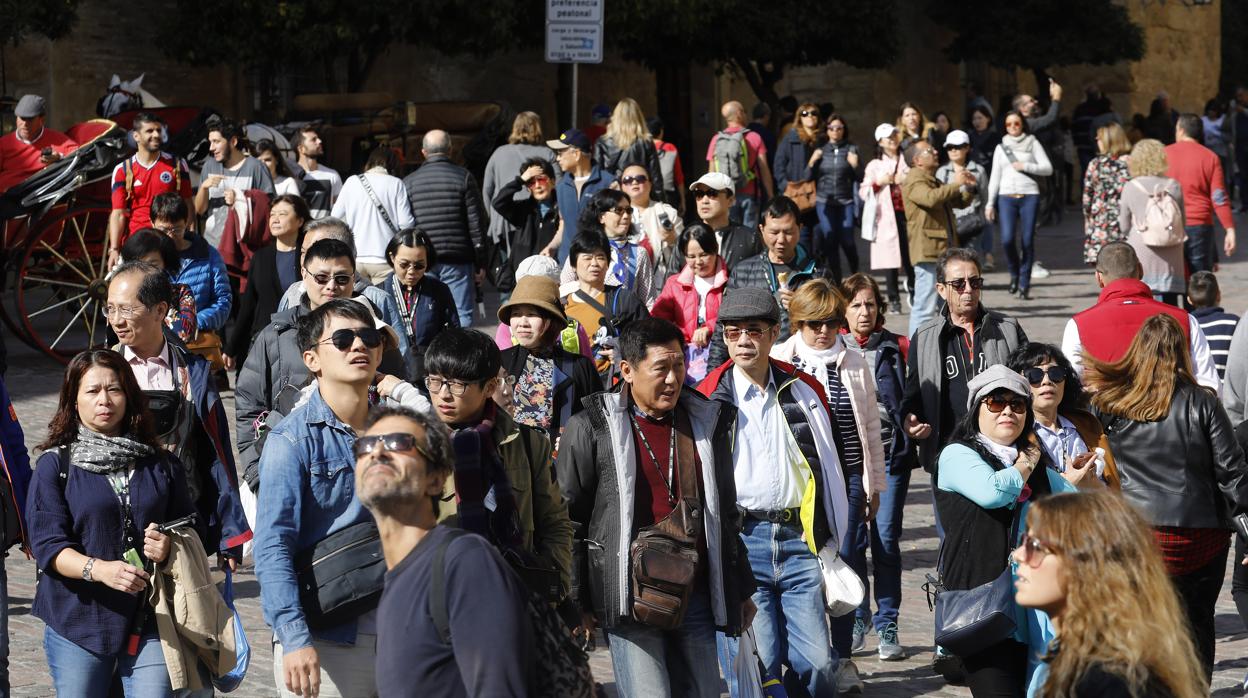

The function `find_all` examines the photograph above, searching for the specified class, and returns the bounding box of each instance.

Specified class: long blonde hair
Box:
[1083,313,1196,421]
[1027,491,1207,698]
[508,111,543,145]
[605,98,651,151]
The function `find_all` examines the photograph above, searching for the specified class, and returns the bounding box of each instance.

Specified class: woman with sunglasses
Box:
[803,114,861,282]
[618,163,684,287]
[1007,343,1119,488]
[774,102,826,247]
[986,110,1052,299]
[491,157,561,295]
[562,189,656,305]
[935,365,1089,695]
[1084,314,1248,678]
[1013,491,1207,698]
[378,228,458,380]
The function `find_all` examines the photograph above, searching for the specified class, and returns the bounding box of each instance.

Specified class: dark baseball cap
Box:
[547,128,590,153]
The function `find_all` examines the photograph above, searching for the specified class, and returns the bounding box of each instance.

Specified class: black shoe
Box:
[889,299,902,315]
[932,649,967,685]
[1008,280,1019,295]
[1020,287,1032,300]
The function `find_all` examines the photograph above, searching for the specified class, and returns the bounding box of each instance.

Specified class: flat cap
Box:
[15,94,45,119]
[718,287,780,325]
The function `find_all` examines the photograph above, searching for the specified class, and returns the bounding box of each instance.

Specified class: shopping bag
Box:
[212,569,252,692]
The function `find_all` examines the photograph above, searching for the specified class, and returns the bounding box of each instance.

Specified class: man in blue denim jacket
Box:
[255,299,400,698]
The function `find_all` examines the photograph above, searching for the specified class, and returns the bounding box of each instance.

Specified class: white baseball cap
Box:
[944,129,971,147]
[690,172,734,193]
[873,123,898,142]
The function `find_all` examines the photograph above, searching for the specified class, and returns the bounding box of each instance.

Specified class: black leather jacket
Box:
[1097,381,1248,529]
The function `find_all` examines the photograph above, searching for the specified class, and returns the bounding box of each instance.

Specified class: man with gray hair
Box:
[403,129,487,327]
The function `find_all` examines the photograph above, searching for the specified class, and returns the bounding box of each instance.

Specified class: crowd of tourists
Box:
[0,80,1246,698]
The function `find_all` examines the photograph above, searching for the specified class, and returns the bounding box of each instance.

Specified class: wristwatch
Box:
[82,557,95,582]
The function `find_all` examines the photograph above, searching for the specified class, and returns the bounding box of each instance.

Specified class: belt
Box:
[1004,193,1026,199]
[742,507,801,524]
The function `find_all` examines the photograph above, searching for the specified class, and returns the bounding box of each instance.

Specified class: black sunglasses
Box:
[983,394,1028,414]
[620,175,649,186]
[306,270,353,288]
[692,188,723,200]
[318,327,384,351]
[944,276,984,292]
[804,318,843,330]
[1024,366,1066,386]
[353,432,434,461]
[800,110,820,118]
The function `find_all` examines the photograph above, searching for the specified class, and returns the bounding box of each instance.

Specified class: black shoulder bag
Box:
[294,519,386,629]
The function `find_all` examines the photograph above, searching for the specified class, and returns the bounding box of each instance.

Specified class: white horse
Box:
[96,74,166,119]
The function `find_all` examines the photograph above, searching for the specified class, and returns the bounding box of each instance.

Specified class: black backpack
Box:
[430,529,594,697]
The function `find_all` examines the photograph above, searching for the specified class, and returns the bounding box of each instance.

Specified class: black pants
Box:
[962,638,1026,698]
[1171,543,1229,681]
[1234,535,1248,639]
[884,211,914,304]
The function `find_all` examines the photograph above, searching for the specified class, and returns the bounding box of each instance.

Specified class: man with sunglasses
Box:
[901,248,1028,529]
[106,262,252,569]
[355,405,534,697]
[690,172,763,273]
[697,288,848,697]
[547,128,616,263]
[420,328,573,607]
[236,238,410,492]
[255,299,430,698]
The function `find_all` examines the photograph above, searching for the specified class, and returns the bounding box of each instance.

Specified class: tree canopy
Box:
[0,0,79,46]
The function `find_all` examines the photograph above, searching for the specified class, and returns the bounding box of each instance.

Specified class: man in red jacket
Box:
[1166,114,1236,272]
[1061,242,1220,391]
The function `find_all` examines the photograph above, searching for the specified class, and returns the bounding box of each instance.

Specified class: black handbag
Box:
[294,520,386,629]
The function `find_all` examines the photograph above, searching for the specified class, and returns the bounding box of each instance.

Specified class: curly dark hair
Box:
[39,349,162,452]
[577,189,630,237]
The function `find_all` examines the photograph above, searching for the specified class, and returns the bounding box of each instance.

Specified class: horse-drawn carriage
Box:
[0,107,217,364]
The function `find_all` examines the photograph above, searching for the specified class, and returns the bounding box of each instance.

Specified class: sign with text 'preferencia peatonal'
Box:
[546,0,604,64]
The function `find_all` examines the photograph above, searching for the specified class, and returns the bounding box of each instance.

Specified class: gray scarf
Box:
[70,425,155,474]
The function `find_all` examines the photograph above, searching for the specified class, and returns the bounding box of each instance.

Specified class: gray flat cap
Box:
[718,287,781,325]
[966,364,1032,411]
[15,95,45,119]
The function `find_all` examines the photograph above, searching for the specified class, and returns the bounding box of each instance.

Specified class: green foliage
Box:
[0,0,79,45]
[924,0,1144,70]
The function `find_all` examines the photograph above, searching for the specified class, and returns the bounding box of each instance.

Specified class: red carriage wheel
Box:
[17,204,112,363]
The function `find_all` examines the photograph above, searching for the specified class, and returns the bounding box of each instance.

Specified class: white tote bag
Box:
[733,628,767,698]
[818,542,867,617]
[860,185,879,242]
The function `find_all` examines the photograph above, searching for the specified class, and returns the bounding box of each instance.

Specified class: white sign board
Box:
[546,0,604,64]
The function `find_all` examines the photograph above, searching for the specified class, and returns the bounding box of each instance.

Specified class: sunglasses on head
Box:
[1017,534,1059,569]
[318,327,384,351]
[352,432,433,461]
[982,393,1028,414]
[1024,366,1066,386]
[306,270,353,288]
[620,174,649,186]
[692,188,723,200]
[943,276,984,292]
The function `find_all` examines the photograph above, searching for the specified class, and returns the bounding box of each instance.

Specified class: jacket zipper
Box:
[304,533,378,571]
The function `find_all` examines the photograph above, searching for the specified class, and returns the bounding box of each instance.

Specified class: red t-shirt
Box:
[1165,140,1234,228]
[110,153,192,235]
[630,412,705,528]
[705,126,767,196]
[0,128,78,192]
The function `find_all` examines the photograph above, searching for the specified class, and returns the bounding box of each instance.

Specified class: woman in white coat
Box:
[986,110,1053,299]
[860,124,912,315]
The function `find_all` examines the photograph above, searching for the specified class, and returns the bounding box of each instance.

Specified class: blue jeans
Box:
[975,222,995,258]
[996,194,1040,290]
[857,469,911,629]
[606,591,722,698]
[908,262,938,338]
[815,200,858,282]
[730,195,759,230]
[430,262,476,327]
[1185,224,1216,273]
[831,474,867,657]
[718,520,836,698]
[45,626,189,698]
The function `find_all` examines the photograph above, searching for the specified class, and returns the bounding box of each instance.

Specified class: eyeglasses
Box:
[352,432,434,462]
[827,124,845,131]
[305,269,353,288]
[724,327,768,342]
[425,376,475,396]
[620,175,649,186]
[982,394,1028,414]
[799,110,820,118]
[318,327,384,351]
[102,304,147,320]
[804,318,842,330]
[610,205,633,217]
[524,174,551,189]
[943,276,984,292]
[1024,366,1066,386]
[395,260,427,272]
[692,188,723,200]
[1017,534,1059,569]
[153,223,187,236]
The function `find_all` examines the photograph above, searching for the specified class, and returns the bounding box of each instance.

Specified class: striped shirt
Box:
[1192,306,1239,379]
[793,355,865,481]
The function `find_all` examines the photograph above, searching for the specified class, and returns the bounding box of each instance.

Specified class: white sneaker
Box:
[837,658,865,695]
[877,622,906,661]
[1032,261,1051,279]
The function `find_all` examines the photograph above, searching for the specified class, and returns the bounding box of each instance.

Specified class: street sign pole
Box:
[546,0,603,128]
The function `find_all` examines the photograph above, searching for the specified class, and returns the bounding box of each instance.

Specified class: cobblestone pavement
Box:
[6,210,1248,696]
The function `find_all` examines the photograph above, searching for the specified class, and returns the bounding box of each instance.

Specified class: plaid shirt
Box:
[1153,526,1230,576]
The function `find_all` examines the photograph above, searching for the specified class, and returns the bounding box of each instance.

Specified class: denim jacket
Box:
[254,388,371,650]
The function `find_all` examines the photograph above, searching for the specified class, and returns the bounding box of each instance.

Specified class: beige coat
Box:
[771,334,888,497]
[151,529,237,691]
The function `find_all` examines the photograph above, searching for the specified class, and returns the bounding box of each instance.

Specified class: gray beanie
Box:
[966,364,1032,411]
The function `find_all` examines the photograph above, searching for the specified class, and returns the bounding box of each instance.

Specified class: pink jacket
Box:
[860,156,909,271]
[650,260,728,341]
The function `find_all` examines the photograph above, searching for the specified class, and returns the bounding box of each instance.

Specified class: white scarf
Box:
[1001,133,1036,154]
[976,433,1018,468]
[791,335,845,388]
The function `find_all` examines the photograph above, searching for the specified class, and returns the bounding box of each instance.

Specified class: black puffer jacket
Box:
[1096,381,1248,529]
[593,135,663,196]
[402,155,487,267]
[713,223,764,274]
